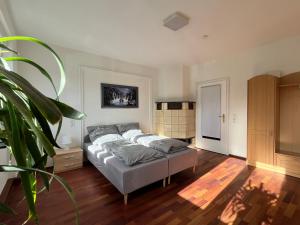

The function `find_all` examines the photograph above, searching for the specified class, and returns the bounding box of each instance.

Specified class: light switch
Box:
[232,114,237,123]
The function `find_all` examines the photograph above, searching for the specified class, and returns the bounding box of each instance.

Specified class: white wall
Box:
[82,67,152,137]
[13,15,300,160]
[17,42,158,147]
[189,35,300,157]
[157,64,190,101]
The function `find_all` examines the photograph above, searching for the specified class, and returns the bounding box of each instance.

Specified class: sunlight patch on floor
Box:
[177,158,244,209]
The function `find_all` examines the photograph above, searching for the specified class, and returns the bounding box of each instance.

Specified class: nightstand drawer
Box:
[55,151,82,162]
[54,161,82,173]
[54,148,83,173]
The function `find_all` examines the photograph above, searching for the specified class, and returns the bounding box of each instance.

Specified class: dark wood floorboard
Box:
[1,149,300,225]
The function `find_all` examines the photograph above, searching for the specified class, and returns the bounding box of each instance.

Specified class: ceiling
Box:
[7,0,300,67]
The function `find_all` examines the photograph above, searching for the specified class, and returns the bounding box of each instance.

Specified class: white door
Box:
[196,79,229,155]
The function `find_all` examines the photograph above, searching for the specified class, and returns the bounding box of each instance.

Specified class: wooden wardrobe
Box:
[247,72,300,178]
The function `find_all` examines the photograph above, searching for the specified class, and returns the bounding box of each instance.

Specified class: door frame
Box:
[196,77,230,155]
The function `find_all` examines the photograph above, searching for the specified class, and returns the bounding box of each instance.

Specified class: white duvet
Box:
[134,135,166,147]
[121,129,167,146]
[88,134,124,153]
[121,129,143,142]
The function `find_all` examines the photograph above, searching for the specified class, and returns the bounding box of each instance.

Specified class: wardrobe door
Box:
[247,75,278,166]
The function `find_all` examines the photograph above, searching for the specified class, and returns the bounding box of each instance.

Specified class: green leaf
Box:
[24,129,50,191]
[6,101,27,166]
[0,203,16,215]
[0,130,7,140]
[0,165,79,225]
[0,43,18,55]
[35,165,54,196]
[0,109,11,147]
[0,109,8,116]
[0,36,84,225]
[0,165,24,172]
[0,58,10,70]
[6,102,37,222]
[4,57,58,98]
[0,36,65,96]
[29,101,60,148]
[0,81,56,157]
[19,172,37,223]
[55,119,62,141]
[50,98,86,120]
[0,67,62,125]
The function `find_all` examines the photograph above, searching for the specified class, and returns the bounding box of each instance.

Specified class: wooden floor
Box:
[2,149,300,225]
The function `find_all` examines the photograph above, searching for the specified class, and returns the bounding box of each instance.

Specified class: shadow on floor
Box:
[1,149,297,225]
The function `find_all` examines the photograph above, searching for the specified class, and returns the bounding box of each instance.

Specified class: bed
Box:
[122,129,197,184]
[83,123,197,204]
[84,141,168,204]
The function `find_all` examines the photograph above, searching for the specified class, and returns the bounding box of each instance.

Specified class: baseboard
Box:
[0,178,17,202]
[247,161,300,179]
[229,154,246,160]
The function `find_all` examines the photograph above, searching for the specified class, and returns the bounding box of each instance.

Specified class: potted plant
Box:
[0,36,85,224]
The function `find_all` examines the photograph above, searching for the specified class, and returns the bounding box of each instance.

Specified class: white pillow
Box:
[93,134,123,146]
[87,144,102,154]
[122,129,143,140]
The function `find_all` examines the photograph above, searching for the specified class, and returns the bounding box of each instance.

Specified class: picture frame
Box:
[101,83,139,108]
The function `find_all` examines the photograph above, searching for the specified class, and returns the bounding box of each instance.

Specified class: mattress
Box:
[165,148,197,176]
[83,142,168,194]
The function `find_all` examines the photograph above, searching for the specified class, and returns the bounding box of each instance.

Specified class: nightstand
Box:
[53,147,83,173]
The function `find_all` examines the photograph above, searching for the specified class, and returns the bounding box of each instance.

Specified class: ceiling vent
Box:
[163,12,189,31]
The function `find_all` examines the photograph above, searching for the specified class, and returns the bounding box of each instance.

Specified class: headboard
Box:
[83,122,139,143]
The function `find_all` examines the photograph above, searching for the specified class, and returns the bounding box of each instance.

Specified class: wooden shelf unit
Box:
[247,72,300,178]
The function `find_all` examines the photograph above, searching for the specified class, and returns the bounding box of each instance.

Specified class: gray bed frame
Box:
[83,125,197,205]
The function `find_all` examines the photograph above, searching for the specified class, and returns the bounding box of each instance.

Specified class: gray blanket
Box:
[102,140,164,166]
[131,134,189,154]
[149,138,189,154]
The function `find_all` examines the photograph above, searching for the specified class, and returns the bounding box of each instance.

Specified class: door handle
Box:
[218,114,225,123]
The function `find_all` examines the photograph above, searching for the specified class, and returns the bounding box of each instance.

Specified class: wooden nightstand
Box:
[53,147,83,173]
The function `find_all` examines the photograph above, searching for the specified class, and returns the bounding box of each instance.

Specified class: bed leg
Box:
[163,178,166,188]
[193,164,196,174]
[168,176,171,185]
[124,194,128,205]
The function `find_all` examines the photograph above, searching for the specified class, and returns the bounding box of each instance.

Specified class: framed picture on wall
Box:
[101,83,139,108]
